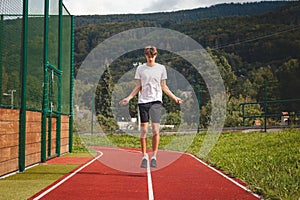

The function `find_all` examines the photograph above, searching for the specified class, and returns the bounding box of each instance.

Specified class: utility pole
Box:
[197,85,201,133]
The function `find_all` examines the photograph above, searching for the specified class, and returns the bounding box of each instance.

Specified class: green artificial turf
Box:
[0,164,79,200]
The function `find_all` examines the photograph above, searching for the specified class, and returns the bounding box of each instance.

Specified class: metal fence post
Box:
[197,84,201,133]
[19,0,29,172]
[69,15,75,153]
[264,80,268,132]
[41,0,50,163]
[0,15,3,104]
[55,0,63,156]
[242,103,245,126]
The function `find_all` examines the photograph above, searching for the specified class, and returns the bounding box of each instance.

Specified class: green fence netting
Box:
[0,0,74,172]
[0,0,23,108]
[0,0,72,113]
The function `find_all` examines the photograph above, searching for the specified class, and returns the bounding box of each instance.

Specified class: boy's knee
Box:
[152,128,159,136]
[140,127,148,138]
[152,124,159,135]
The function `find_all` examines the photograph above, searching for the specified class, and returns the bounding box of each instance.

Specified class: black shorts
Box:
[138,101,162,123]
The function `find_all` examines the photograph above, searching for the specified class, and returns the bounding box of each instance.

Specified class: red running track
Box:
[30,147,260,200]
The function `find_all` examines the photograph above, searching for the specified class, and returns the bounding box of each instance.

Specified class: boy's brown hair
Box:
[144,46,157,57]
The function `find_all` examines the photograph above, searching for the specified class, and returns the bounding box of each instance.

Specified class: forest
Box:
[71,1,300,131]
[71,1,300,130]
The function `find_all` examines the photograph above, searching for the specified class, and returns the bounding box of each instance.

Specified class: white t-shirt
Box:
[135,63,167,104]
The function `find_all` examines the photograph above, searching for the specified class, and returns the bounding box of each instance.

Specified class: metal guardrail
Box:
[240,99,300,132]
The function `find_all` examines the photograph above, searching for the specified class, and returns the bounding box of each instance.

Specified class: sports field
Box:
[0,130,299,199]
[29,147,259,200]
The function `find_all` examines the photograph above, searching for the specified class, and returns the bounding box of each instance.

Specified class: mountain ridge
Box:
[75,1,288,27]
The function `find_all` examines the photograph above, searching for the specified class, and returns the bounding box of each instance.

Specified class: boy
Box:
[119,46,183,168]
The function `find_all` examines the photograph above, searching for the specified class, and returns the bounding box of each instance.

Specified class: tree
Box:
[95,65,118,132]
[164,110,183,130]
[248,66,279,102]
[276,59,300,111]
[208,49,237,97]
[226,95,262,127]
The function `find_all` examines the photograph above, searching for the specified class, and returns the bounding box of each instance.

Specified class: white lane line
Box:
[147,155,154,200]
[97,147,154,199]
[33,151,104,200]
[98,147,154,199]
[186,153,261,199]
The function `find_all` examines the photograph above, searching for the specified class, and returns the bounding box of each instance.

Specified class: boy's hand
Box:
[176,98,183,104]
[119,99,129,106]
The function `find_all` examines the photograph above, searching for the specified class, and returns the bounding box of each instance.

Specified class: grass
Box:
[0,164,79,200]
[200,130,300,200]
[1,130,299,199]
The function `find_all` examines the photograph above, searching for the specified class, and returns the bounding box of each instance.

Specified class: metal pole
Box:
[48,71,53,157]
[197,84,201,133]
[19,0,29,172]
[91,94,94,134]
[69,15,75,153]
[10,90,16,109]
[56,0,63,156]
[47,113,52,156]
[0,15,3,104]
[264,80,268,132]
[242,103,245,126]
[41,0,50,163]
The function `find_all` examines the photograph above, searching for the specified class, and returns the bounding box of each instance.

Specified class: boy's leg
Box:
[151,123,160,158]
[140,123,149,168]
[148,102,162,167]
[140,122,149,156]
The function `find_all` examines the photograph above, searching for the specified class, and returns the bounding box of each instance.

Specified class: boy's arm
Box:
[119,80,141,106]
[161,80,183,104]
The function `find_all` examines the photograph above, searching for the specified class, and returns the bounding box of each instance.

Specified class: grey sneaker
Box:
[140,157,148,168]
[150,158,157,168]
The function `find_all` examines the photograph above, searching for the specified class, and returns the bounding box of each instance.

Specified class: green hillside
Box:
[73,1,300,128]
[75,1,287,26]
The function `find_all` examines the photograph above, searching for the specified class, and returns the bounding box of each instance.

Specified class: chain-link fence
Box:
[0,0,74,175]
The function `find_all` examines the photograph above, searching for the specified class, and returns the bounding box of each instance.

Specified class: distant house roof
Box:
[282,112,289,119]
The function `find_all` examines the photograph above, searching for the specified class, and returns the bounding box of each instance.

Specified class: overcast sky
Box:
[63,0,267,15]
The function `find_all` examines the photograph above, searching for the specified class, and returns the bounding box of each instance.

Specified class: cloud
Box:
[142,0,182,13]
[63,0,102,15]
[64,0,152,15]
[63,0,265,15]
[141,0,236,13]
[142,0,260,13]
